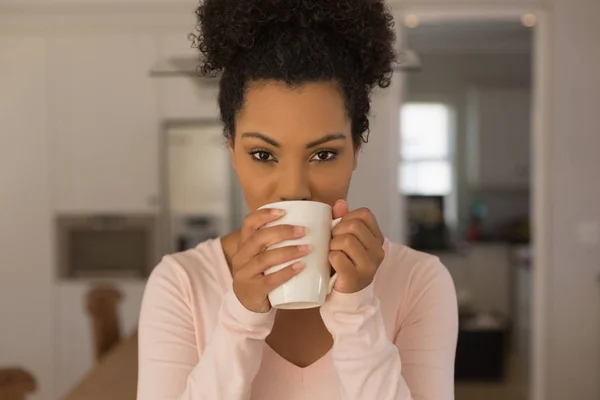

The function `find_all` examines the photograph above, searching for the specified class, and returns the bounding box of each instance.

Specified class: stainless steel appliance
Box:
[56,214,158,278]
[170,213,219,253]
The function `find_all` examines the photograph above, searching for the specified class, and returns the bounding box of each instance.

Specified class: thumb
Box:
[332,199,350,219]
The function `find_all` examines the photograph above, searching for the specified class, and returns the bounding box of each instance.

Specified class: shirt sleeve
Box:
[319,259,458,400]
[137,257,275,400]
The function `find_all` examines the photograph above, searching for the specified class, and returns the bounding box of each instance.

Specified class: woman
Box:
[138,0,458,399]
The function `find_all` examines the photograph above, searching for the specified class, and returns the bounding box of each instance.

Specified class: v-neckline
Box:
[262,341,333,381]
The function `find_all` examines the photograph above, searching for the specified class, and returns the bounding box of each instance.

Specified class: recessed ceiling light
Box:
[521,13,537,28]
[404,14,420,29]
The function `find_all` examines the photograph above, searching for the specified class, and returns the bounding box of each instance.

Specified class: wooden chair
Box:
[0,368,36,400]
[86,285,123,362]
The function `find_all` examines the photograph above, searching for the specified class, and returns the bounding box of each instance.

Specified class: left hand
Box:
[329,200,385,294]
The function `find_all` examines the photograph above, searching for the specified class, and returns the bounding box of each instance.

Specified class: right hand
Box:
[231,208,309,313]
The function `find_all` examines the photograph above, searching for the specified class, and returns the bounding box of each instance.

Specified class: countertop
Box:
[63,332,138,400]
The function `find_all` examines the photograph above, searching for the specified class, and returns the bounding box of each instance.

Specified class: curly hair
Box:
[192,0,396,145]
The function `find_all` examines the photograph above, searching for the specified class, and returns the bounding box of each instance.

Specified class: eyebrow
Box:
[240,132,347,149]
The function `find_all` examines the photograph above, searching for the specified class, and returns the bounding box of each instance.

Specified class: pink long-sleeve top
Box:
[137,238,458,400]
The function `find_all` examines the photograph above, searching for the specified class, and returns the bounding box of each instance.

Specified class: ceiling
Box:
[405,20,533,55]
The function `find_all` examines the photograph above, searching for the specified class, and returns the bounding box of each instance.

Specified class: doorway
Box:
[394,5,551,400]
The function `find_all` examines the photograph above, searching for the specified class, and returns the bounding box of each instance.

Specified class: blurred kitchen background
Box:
[2,1,600,400]
[402,19,533,399]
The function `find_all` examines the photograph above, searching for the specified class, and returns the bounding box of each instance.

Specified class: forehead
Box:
[236,81,351,142]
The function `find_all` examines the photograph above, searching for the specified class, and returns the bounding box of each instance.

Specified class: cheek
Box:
[234,157,274,210]
[309,159,354,203]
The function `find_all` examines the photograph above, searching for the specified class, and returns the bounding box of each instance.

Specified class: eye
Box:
[310,150,337,163]
[249,150,276,163]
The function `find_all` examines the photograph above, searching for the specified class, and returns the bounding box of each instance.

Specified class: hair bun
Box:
[194,0,396,88]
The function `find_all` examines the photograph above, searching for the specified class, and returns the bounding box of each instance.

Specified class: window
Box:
[400,103,453,195]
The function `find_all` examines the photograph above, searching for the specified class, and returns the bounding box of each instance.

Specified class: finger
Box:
[332,199,350,220]
[339,208,384,243]
[330,234,372,270]
[328,250,357,277]
[232,225,305,272]
[332,219,384,263]
[332,218,377,249]
[262,261,304,293]
[239,208,286,244]
[240,244,310,278]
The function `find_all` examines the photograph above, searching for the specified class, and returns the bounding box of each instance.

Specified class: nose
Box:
[278,163,311,202]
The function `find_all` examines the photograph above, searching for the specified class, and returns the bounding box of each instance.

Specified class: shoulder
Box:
[378,239,453,288]
[144,239,230,305]
[139,239,230,353]
[375,239,457,325]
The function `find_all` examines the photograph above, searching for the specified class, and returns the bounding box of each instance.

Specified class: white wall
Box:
[546,0,600,398]
[349,73,404,243]
[0,35,56,400]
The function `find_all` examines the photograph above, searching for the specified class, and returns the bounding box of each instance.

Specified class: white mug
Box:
[258,200,341,310]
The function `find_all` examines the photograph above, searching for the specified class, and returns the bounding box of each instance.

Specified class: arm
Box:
[137,257,275,400]
[320,260,458,400]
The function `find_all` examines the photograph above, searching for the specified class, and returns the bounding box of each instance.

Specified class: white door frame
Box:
[390,3,553,400]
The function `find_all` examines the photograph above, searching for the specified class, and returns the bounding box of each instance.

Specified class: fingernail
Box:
[294,226,306,236]
[292,261,304,271]
[271,209,285,216]
[297,244,310,253]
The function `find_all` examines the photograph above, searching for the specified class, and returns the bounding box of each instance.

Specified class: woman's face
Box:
[229,81,359,211]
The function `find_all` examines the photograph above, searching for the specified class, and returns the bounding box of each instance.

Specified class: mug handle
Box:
[327,217,343,294]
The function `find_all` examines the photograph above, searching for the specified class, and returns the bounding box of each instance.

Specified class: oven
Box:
[56,214,159,279]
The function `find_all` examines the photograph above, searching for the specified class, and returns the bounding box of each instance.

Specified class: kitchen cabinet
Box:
[47,34,160,213]
[434,243,511,317]
[55,280,146,398]
[154,32,221,121]
[466,87,531,189]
